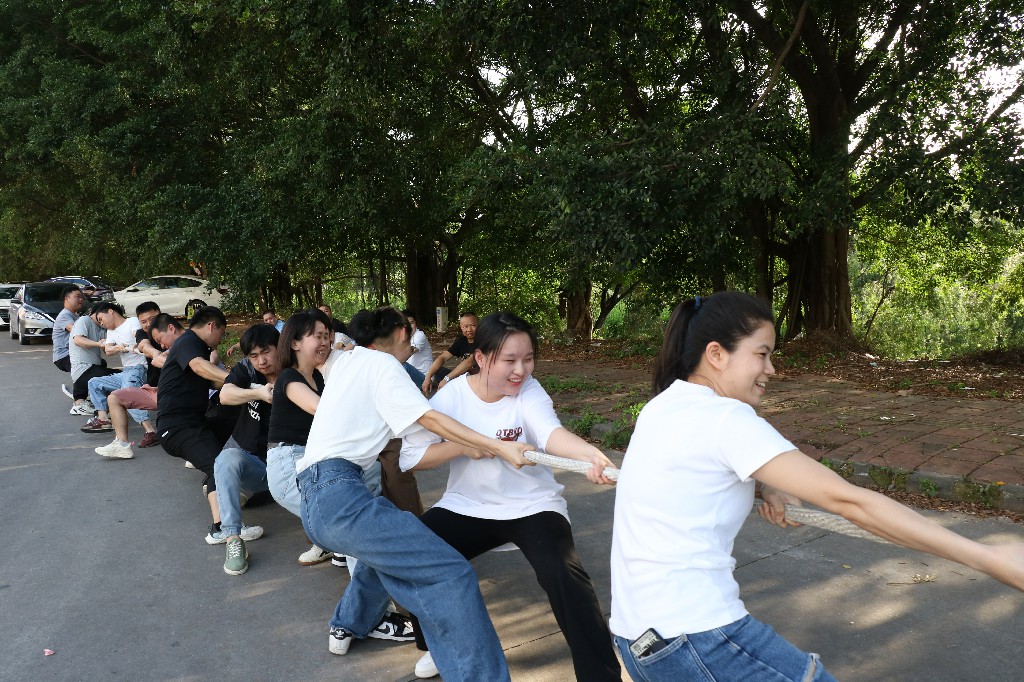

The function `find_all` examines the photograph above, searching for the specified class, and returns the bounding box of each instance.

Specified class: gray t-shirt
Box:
[69,316,105,381]
[52,308,79,362]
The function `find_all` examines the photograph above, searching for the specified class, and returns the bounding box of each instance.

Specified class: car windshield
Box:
[25,283,68,302]
[0,285,20,298]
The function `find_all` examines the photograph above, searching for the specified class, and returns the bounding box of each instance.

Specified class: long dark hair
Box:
[652,292,774,396]
[348,307,410,347]
[277,309,332,369]
[473,312,538,370]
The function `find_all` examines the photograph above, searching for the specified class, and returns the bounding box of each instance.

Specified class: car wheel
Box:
[10,320,17,339]
[184,300,206,318]
[19,328,29,344]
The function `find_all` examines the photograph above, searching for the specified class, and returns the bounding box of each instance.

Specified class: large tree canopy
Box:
[0,0,1021,341]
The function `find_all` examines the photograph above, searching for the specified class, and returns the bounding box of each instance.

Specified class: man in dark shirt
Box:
[210,323,281,575]
[157,306,231,533]
[421,311,478,395]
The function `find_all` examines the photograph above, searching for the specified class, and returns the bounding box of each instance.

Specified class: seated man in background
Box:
[421,311,478,395]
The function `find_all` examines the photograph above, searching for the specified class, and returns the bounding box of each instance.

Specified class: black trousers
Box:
[160,423,223,493]
[72,364,117,401]
[410,508,620,682]
[54,356,71,373]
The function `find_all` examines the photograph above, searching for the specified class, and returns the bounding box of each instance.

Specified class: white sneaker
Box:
[415,652,439,679]
[329,627,353,655]
[95,440,135,459]
[205,525,264,545]
[298,545,332,565]
[69,402,93,416]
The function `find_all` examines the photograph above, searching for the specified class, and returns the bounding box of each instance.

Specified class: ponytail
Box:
[652,292,773,396]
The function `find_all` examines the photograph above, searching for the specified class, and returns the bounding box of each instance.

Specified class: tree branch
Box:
[750,0,809,113]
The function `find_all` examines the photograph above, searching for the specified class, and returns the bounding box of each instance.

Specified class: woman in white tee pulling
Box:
[610,291,1024,682]
[399,311,621,681]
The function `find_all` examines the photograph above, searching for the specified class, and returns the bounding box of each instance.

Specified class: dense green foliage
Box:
[0,1,1022,357]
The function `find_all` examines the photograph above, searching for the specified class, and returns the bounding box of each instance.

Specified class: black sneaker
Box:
[368,613,415,641]
[331,553,347,567]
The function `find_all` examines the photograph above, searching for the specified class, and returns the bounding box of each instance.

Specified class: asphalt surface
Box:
[1,333,1023,681]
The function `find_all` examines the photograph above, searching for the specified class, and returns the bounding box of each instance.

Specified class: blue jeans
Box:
[88,364,147,422]
[614,615,836,682]
[268,445,383,518]
[214,445,269,537]
[298,458,510,682]
[267,444,305,517]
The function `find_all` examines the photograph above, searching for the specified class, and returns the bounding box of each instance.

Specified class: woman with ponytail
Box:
[611,291,1024,681]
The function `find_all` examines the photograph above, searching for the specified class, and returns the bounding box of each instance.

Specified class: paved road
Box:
[1,334,1023,681]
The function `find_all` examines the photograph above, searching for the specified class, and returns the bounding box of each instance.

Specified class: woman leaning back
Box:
[295,307,532,682]
[610,291,1024,681]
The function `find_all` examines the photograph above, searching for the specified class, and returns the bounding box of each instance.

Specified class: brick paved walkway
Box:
[764,375,1024,486]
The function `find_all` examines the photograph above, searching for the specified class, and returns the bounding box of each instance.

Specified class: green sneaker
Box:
[224,537,249,576]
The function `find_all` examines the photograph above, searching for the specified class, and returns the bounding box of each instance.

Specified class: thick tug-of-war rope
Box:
[524,450,889,544]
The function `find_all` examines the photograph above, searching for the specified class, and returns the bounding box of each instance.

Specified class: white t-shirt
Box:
[105,317,146,367]
[297,346,431,472]
[401,375,566,521]
[408,328,433,375]
[609,380,795,639]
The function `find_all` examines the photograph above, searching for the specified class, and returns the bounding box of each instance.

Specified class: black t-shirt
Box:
[136,328,161,386]
[225,362,272,459]
[447,336,476,359]
[157,330,214,432]
[267,367,324,446]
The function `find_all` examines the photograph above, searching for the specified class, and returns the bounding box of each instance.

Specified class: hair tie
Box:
[693,296,702,311]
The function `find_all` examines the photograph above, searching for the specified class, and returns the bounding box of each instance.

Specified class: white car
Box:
[114,276,227,317]
[0,283,20,328]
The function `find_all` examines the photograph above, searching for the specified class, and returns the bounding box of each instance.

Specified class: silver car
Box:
[9,282,66,345]
[0,283,20,328]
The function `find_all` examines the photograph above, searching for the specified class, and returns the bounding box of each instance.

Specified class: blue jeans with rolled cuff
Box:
[88,364,147,422]
[214,444,269,537]
[298,458,510,682]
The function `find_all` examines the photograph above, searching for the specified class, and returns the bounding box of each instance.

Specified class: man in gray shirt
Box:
[68,305,118,417]
[54,286,85,394]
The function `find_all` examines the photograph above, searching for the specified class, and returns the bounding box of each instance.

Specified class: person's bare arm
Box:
[421,350,453,394]
[150,350,169,369]
[438,356,474,388]
[544,427,616,485]
[416,409,534,468]
[754,450,1024,591]
[220,381,274,405]
[411,442,492,470]
[284,381,320,415]
[187,357,229,387]
[73,335,106,349]
[137,338,161,360]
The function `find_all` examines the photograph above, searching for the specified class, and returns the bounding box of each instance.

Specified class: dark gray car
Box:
[9,282,66,345]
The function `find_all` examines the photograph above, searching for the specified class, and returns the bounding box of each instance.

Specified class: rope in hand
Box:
[523,450,889,544]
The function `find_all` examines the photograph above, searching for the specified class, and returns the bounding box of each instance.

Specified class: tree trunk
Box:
[785,226,852,337]
[405,247,442,326]
[562,278,594,341]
